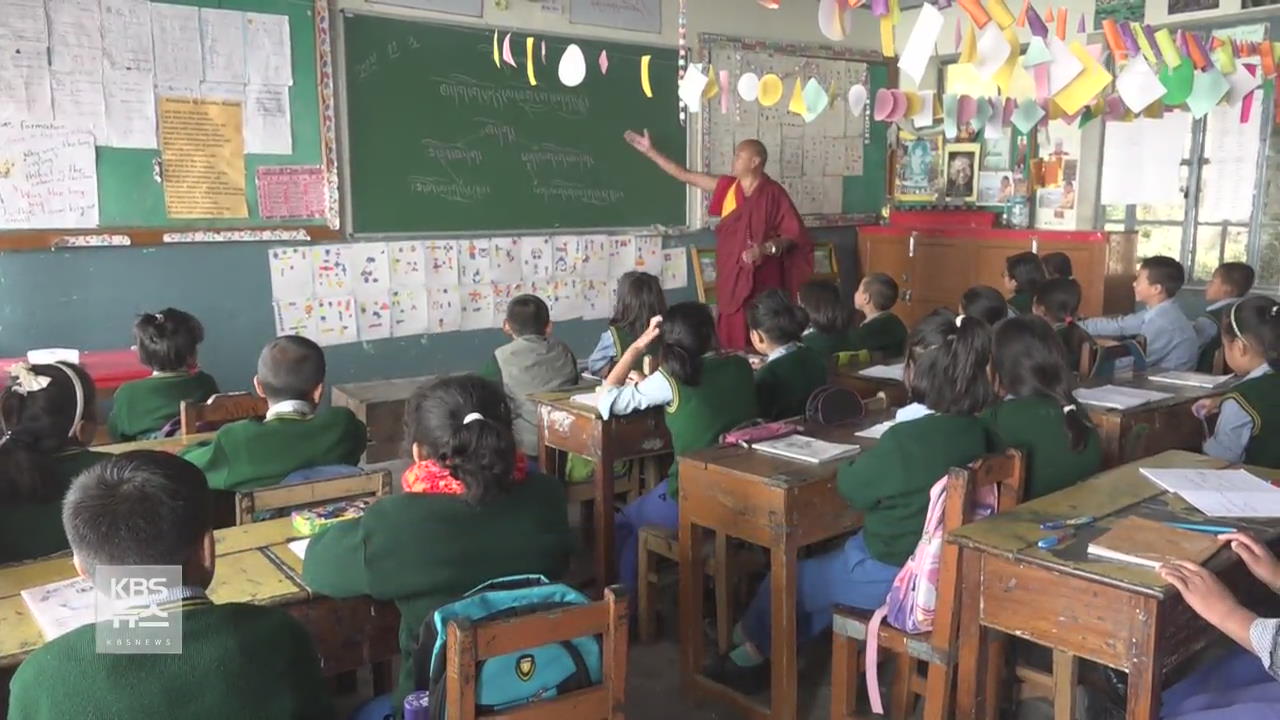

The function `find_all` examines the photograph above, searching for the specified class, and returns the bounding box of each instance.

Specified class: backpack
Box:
[863,474,999,714]
[414,575,602,720]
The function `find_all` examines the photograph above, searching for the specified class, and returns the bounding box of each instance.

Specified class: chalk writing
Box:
[532,182,623,205]
[436,74,589,116]
[476,118,517,146]
[408,176,491,203]
[521,144,595,172]
[422,139,484,167]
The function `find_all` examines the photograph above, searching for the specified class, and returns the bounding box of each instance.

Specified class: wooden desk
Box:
[950,450,1280,720]
[1081,374,1219,467]
[677,416,887,720]
[96,432,217,455]
[0,518,399,682]
[533,387,672,593]
[831,366,908,407]
[332,375,433,464]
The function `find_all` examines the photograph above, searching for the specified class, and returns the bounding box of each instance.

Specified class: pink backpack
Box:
[862,473,999,714]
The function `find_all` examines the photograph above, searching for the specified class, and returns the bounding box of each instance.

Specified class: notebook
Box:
[751,435,862,464]
[858,363,905,381]
[1140,468,1280,518]
[20,576,98,641]
[1074,385,1175,410]
[1148,372,1236,389]
[855,420,896,439]
[1087,517,1223,570]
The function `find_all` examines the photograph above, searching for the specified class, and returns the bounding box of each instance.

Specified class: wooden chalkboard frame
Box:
[0,0,342,251]
[697,34,893,228]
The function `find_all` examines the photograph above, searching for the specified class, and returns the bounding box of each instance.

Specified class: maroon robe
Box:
[707,174,813,351]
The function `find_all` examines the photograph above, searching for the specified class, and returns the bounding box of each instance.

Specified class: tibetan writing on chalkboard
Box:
[157,97,248,218]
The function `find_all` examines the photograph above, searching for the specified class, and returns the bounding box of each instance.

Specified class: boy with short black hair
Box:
[1195,261,1257,372]
[1080,256,1198,371]
[180,336,366,491]
[849,273,908,356]
[478,294,580,460]
[8,451,333,719]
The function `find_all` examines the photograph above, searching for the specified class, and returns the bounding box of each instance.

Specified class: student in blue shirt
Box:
[1194,262,1255,372]
[1194,297,1280,468]
[585,271,667,376]
[1079,256,1198,372]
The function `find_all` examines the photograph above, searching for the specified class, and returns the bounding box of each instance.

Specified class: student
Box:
[962,285,1012,327]
[1042,251,1073,280]
[984,316,1102,499]
[477,294,579,462]
[598,302,757,594]
[798,279,855,359]
[849,272,908,356]
[1195,262,1255,373]
[1004,251,1046,315]
[1152,533,1280,719]
[8,451,333,719]
[179,336,366,491]
[1193,297,1280,467]
[0,362,107,565]
[749,289,828,420]
[585,271,667,376]
[1079,256,1198,372]
[108,309,219,441]
[303,375,573,718]
[1034,277,1094,374]
[710,310,993,691]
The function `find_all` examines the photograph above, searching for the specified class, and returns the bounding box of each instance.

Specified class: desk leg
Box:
[1052,650,1078,720]
[679,511,705,699]
[1099,415,1124,468]
[1125,596,1163,720]
[770,537,800,720]
[954,548,983,720]
[594,441,617,594]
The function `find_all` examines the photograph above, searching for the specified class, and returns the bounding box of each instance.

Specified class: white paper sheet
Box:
[580,235,609,281]
[0,42,53,121]
[1100,112,1190,206]
[661,247,687,289]
[580,278,612,320]
[489,236,521,284]
[0,0,50,46]
[314,296,359,347]
[520,235,553,280]
[274,299,317,338]
[897,3,943,87]
[608,236,635,278]
[460,283,495,330]
[287,538,310,559]
[858,363,905,381]
[154,81,199,101]
[244,12,292,86]
[973,23,1011,80]
[0,129,98,229]
[244,84,291,154]
[491,282,524,326]
[1046,36,1083,95]
[50,43,101,79]
[391,287,430,336]
[634,235,662,276]
[1115,57,1166,114]
[356,295,392,341]
[150,3,201,85]
[553,235,583,277]
[548,277,582,321]
[101,0,152,73]
[424,240,459,286]
[103,69,156,148]
[47,0,101,50]
[199,8,245,84]
[20,576,97,641]
[1141,468,1280,518]
[1148,372,1235,388]
[1075,385,1175,410]
[457,238,490,285]
[428,286,462,333]
[855,420,896,439]
[267,246,313,300]
[389,241,427,288]
[199,82,245,103]
[352,242,390,301]
[312,244,355,298]
[1224,66,1262,109]
[1200,103,1261,223]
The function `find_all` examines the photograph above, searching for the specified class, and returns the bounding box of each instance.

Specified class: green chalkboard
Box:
[95,0,324,229]
[342,13,687,234]
[842,63,890,215]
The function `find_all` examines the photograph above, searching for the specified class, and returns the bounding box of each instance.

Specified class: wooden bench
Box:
[234,469,393,526]
[180,392,268,436]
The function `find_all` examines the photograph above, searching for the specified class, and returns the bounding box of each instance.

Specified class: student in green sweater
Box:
[598,302,758,595]
[749,289,828,420]
[0,362,108,564]
[8,451,333,719]
[180,336,366,491]
[984,316,1102,500]
[1004,251,1046,315]
[107,308,219,441]
[798,279,856,359]
[712,309,993,692]
[1033,278,1094,376]
[303,375,574,719]
[961,285,1011,326]
[849,272,909,356]
[1195,297,1280,468]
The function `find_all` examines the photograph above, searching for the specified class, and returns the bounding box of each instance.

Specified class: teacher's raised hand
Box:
[623,129,653,154]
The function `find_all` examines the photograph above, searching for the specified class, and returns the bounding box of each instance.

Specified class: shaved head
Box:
[737,139,768,166]
[731,139,768,179]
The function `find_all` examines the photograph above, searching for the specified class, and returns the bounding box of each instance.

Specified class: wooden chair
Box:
[180,392,268,436]
[234,469,393,526]
[1211,347,1226,375]
[1083,336,1148,379]
[444,586,629,720]
[830,449,1026,720]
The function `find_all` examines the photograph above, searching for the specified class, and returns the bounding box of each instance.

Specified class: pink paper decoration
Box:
[599,50,609,74]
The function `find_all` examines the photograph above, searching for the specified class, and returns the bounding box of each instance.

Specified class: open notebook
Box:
[858,363,905,381]
[1140,468,1280,518]
[751,435,861,464]
[1148,372,1236,389]
[20,576,98,641]
[1075,385,1175,410]
[1087,517,1223,570]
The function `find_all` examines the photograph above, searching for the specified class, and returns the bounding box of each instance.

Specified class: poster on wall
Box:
[895,131,943,203]
[1034,121,1080,230]
[1095,0,1145,26]
[1168,0,1219,14]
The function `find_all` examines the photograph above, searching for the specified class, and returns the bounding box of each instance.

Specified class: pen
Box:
[1040,515,1096,530]
[1164,521,1237,534]
[1037,530,1075,549]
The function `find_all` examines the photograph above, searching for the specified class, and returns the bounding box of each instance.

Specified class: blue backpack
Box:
[413,575,601,719]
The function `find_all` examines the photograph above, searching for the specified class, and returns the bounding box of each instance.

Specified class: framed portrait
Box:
[944,143,981,203]
[894,131,944,203]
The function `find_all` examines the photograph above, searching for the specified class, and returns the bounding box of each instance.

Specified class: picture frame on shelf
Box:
[895,131,944,203]
[944,143,981,203]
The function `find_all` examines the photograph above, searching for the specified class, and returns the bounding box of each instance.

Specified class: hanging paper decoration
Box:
[738,73,761,102]
[558,44,586,87]
[492,31,500,68]
[599,50,609,75]
[640,55,653,98]
[525,37,537,86]
[502,33,516,67]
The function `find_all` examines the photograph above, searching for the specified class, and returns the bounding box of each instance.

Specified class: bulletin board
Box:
[0,0,340,250]
[699,35,892,226]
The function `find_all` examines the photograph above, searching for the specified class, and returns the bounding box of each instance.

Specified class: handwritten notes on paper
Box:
[0,123,99,228]
[244,84,291,155]
[158,97,247,219]
[256,166,326,220]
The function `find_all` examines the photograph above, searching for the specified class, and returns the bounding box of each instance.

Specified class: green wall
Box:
[0,227,856,396]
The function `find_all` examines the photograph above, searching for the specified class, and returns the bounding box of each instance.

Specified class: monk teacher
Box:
[624,130,813,351]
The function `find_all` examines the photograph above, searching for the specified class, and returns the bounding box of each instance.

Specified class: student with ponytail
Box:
[597,301,758,595]
[748,288,828,420]
[1004,251,1047,315]
[0,362,107,564]
[1194,296,1280,467]
[1034,278,1094,374]
[108,308,219,440]
[984,316,1102,499]
[710,310,993,692]
[304,374,574,718]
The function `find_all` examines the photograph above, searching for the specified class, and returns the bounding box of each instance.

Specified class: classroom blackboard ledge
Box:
[0,226,341,252]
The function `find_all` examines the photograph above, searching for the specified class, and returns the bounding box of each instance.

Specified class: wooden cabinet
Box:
[857,225,1136,327]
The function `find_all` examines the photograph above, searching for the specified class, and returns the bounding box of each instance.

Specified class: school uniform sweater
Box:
[848,312,908,356]
[1008,290,1035,315]
[754,344,828,420]
[982,395,1103,500]
[1195,302,1233,373]
[485,335,580,457]
[1219,371,1280,468]
[837,414,988,566]
[107,371,220,441]
[802,328,856,359]
[301,474,574,714]
[7,599,333,720]
[0,448,109,565]
[179,408,367,492]
[659,354,758,494]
